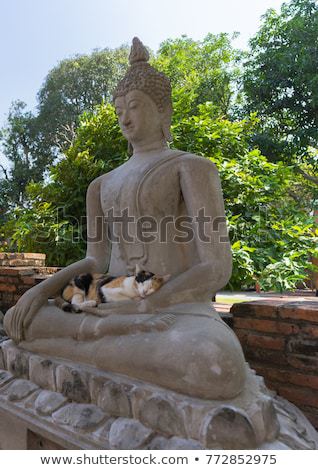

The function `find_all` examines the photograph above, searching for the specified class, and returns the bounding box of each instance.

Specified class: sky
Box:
[0,0,286,168]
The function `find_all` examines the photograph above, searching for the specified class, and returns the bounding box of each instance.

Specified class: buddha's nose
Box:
[122,111,131,126]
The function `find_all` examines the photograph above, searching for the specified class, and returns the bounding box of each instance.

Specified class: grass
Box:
[215,296,249,304]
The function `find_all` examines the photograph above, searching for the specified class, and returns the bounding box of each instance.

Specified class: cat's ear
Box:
[135,264,141,275]
[162,274,171,283]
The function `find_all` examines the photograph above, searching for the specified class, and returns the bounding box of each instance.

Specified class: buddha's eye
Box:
[128,100,139,110]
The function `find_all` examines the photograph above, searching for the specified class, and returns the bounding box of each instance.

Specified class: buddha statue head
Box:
[113,37,173,151]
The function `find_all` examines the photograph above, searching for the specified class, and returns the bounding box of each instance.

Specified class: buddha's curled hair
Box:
[113,37,172,114]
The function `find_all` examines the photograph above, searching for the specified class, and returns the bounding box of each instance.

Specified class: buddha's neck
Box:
[131,140,168,155]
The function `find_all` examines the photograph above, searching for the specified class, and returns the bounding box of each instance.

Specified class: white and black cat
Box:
[57,265,170,312]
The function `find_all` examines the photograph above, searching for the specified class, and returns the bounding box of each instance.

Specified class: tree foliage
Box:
[0,47,129,207]
[244,0,318,162]
[36,46,129,151]
[0,100,54,206]
[153,34,243,120]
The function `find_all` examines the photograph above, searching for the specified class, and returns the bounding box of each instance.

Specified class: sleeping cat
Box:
[57,265,170,312]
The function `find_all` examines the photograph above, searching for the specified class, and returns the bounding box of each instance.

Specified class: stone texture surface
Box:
[109,418,153,450]
[52,404,106,430]
[166,437,205,450]
[0,370,14,388]
[35,390,68,416]
[56,365,90,403]
[92,417,116,444]
[29,355,56,390]
[6,345,29,379]
[97,381,132,417]
[0,347,4,369]
[147,435,171,449]
[201,406,257,450]
[4,379,38,401]
[23,390,42,410]
[138,395,186,437]
[0,361,318,450]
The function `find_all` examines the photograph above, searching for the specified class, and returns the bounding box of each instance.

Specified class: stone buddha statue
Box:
[4,38,246,401]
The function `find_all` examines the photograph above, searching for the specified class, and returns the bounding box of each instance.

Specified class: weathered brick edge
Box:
[0,253,59,313]
[232,300,318,429]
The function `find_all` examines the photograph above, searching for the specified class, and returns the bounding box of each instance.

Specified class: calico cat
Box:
[57,266,170,312]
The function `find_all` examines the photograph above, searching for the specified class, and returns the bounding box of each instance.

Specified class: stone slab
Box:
[0,341,318,450]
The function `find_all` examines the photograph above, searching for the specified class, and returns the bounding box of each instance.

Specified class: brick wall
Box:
[232,300,318,429]
[0,253,59,313]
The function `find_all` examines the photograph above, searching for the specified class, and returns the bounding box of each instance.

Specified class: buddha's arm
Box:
[7,176,110,342]
[140,157,232,310]
[85,175,111,272]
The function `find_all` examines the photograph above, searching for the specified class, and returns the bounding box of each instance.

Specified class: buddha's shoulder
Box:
[87,164,124,192]
[172,150,218,173]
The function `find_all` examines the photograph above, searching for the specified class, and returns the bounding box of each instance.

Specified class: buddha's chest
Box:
[100,159,183,218]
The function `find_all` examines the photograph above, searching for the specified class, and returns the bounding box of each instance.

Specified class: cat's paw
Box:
[72,304,83,313]
[62,302,73,312]
[72,300,97,313]
[81,300,97,308]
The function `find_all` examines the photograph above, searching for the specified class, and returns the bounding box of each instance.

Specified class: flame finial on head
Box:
[129,37,150,65]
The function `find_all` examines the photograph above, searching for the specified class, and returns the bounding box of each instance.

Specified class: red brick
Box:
[19,270,37,277]
[22,253,46,260]
[279,302,318,323]
[287,354,318,373]
[231,300,284,319]
[276,384,318,408]
[0,276,19,284]
[0,252,45,266]
[0,284,16,293]
[22,276,37,285]
[286,337,318,356]
[234,317,299,335]
[0,267,35,276]
[235,329,285,350]
[0,267,19,276]
[242,347,289,367]
[253,365,318,391]
[300,324,318,338]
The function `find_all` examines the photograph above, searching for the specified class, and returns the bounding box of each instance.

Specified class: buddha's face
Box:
[115,90,163,145]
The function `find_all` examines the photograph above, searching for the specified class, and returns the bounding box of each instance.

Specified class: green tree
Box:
[0,46,130,208]
[0,100,54,206]
[171,101,317,290]
[153,34,243,120]
[36,46,129,151]
[2,103,127,265]
[244,0,318,164]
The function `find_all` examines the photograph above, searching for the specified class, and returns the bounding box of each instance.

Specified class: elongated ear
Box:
[162,274,171,283]
[135,264,141,275]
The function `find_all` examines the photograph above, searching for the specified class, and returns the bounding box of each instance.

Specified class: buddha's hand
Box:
[6,286,48,343]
